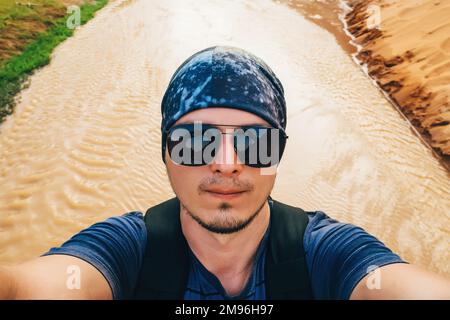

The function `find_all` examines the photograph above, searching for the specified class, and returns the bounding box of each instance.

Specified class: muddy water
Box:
[0,0,448,275]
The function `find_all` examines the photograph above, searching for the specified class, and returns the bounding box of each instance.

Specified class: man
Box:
[1,46,449,300]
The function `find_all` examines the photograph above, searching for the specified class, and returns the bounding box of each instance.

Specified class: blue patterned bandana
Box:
[160,46,287,163]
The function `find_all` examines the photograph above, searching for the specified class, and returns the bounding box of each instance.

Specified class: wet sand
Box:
[343,0,450,170]
[278,0,357,54]
[0,0,448,276]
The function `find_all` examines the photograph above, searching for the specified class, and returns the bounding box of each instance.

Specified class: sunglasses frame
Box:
[165,122,289,167]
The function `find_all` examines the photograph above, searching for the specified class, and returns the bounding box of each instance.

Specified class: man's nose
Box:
[209,131,244,175]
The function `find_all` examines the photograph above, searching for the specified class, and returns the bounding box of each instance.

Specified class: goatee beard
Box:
[183,200,267,234]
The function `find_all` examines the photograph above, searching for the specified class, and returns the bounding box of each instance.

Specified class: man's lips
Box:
[205,188,247,194]
[203,188,248,199]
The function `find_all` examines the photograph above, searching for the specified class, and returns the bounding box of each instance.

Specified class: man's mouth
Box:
[204,188,248,200]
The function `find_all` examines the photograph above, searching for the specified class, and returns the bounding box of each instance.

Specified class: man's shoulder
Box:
[120,210,145,222]
[299,210,405,299]
[45,210,147,254]
[272,199,347,234]
[305,210,346,230]
[303,210,368,250]
[114,211,147,237]
[94,210,147,234]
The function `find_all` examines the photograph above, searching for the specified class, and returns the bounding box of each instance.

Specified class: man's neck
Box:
[180,200,270,296]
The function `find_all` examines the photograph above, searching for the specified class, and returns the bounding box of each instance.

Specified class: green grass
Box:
[0,0,108,123]
[0,0,59,30]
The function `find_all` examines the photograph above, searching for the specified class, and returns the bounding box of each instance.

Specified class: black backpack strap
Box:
[133,197,189,299]
[265,198,313,299]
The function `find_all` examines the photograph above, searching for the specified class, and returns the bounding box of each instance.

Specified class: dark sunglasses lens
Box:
[167,125,219,166]
[234,127,286,168]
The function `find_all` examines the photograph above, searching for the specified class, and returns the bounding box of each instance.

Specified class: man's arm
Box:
[304,211,450,299]
[0,265,15,299]
[0,255,112,299]
[351,263,450,300]
[1,211,147,300]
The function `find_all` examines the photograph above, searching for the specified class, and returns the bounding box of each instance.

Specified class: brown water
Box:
[0,0,448,275]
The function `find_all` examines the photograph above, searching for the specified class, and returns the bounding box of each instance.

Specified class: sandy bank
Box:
[344,0,450,170]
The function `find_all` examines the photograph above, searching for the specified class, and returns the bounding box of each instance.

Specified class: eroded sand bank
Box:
[344,0,450,169]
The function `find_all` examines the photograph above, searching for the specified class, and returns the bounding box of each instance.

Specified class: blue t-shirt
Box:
[43,200,405,300]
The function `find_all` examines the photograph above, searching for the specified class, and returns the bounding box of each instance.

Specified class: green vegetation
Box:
[0,0,108,123]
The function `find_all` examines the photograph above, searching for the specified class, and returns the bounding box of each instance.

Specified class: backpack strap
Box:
[133,197,188,299]
[265,199,313,299]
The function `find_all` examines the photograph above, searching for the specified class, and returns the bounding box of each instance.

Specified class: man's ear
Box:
[164,147,170,165]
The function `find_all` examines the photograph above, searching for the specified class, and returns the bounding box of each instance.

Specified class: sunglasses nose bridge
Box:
[211,129,243,166]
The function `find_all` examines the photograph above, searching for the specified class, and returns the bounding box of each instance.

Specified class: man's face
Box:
[165,107,278,234]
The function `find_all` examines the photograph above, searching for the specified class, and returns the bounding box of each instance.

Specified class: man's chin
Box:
[197,220,251,235]
[187,208,260,235]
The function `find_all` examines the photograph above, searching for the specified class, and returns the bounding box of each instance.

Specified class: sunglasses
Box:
[165,122,288,167]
